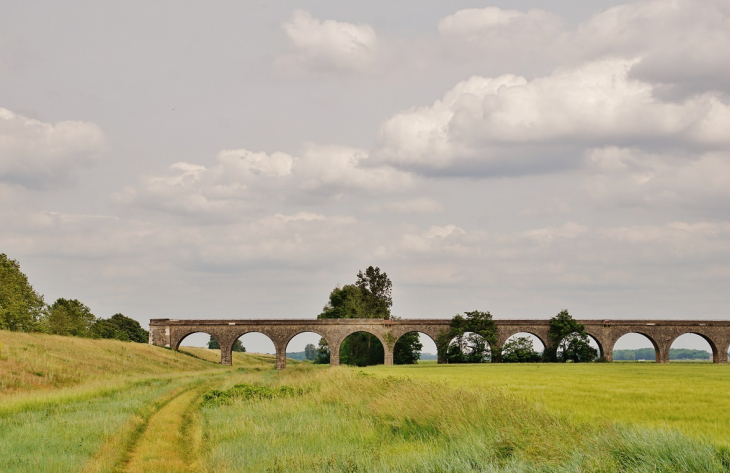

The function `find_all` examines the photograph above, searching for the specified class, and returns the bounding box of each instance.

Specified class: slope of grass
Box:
[0,377,180,472]
[0,330,219,394]
[363,362,730,445]
[200,366,730,472]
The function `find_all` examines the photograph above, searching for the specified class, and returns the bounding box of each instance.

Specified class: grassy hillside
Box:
[0,330,221,394]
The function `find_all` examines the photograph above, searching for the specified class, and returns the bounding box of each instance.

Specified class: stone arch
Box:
[172,329,226,364]
[499,332,545,363]
[610,331,661,362]
[501,331,548,351]
[555,331,603,361]
[442,330,494,363]
[279,330,332,369]
[172,329,219,351]
[227,330,279,368]
[583,331,605,359]
[392,330,438,364]
[283,329,331,351]
[668,332,719,363]
[337,329,387,366]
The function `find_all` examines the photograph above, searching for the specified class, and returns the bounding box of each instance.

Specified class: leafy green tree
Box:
[340,331,384,366]
[355,266,393,319]
[91,313,148,343]
[394,332,422,364]
[91,318,129,341]
[0,254,46,332]
[318,285,366,319]
[207,336,245,352]
[46,298,96,337]
[304,343,317,361]
[314,338,330,364]
[546,310,599,362]
[439,311,497,363]
[501,337,542,363]
[317,266,420,366]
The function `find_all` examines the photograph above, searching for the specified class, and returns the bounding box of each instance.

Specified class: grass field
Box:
[363,362,730,446]
[2,330,730,472]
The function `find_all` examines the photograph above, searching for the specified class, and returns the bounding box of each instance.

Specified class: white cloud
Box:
[575,0,730,96]
[385,197,443,214]
[278,10,378,73]
[439,0,730,96]
[584,147,730,209]
[0,107,106,187]
[375,59,730,173]
[438,7,565,67]
[117,144,412,217]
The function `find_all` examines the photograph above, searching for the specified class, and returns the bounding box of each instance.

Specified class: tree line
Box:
[0,253,148,343]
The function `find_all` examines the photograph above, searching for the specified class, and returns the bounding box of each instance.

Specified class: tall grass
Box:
[200,366,730,472]
[0,377,183,472]
[0,330,218,394]
[363,363,730,444]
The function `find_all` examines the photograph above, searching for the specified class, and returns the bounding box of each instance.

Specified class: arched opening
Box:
[446,331,491,363]
[501,332,544,363]
[339,331,384,366]
[612,333,658,362]
[393,332,437,364]
[669,333,714,363]
[556,332,601,362]
[232,332,276,365]
[285,331,328,364]
[177,331,222,363]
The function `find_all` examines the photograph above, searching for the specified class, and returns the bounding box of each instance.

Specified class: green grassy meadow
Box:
[2,330,730,472]
[363,362,730,445]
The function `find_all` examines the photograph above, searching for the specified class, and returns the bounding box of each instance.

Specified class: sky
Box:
[1,0,729,353]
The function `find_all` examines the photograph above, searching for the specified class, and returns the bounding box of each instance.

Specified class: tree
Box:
[0,254,46,332]
[314,338,330,364]
[439,311,497,363]
[304,343,317,361]
[207,336,245,352]
[502,337,542,363]
[91,318,129,341]
[318,285,366,319]
[394,332,422,364]
[91,313,148,343]
[355,266,393,319]
[546,310,599,362]
[46,298,96,337]
[317,266,420,366]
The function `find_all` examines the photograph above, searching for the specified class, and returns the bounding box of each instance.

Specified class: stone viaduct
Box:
[149,318,730,369]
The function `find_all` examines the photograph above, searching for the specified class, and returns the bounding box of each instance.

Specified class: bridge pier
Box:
[275,340,287,370]
[384,347,394,366]
[221,345,233,366]
[330,340,341,367]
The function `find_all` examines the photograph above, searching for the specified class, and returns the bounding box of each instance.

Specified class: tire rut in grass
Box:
[120,378,217,473]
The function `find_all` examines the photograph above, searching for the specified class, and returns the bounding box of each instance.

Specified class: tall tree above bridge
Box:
[317,266,420,366]
[546,310,598,362]
[356,266,393,319]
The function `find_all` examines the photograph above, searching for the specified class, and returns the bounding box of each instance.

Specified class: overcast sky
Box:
[2,1,729,352]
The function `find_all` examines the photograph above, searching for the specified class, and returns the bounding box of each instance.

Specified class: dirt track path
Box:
[121,379,215,473]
